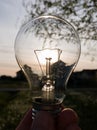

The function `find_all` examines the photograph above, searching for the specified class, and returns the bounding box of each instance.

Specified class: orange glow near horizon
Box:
[0,65,19,77]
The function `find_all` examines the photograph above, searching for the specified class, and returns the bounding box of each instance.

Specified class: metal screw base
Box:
[32,97,62,119]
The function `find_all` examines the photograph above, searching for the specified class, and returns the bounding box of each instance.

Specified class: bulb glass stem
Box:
[46,57,52,79]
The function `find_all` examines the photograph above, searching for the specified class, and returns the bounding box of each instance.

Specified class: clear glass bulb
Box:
[14,15,81,110]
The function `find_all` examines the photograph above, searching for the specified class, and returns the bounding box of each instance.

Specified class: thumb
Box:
[57,108,79,130]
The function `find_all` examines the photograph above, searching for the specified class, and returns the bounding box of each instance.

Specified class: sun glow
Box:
[34,49,62,65]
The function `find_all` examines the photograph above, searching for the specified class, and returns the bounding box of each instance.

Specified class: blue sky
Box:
[0,0,97,76]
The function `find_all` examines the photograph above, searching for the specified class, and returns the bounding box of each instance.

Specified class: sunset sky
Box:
[0,0,97,77]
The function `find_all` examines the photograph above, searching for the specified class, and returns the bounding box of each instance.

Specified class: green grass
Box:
[0,90,31,130]
[0,81,28,88]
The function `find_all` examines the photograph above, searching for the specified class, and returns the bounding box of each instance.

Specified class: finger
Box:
[57,108,79,130]
[16,108,32,130]
[65,123,81,130]
[31,111,55,130]
[60,104,65,110]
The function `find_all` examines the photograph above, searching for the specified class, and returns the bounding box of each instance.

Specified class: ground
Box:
[0,82,97,130]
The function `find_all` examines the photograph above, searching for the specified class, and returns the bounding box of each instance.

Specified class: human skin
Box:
[16,107,81,130]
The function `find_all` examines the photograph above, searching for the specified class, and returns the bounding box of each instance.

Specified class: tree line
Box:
[0,69,97,88]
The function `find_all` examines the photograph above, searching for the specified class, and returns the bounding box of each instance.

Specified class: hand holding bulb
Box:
[16,107,81,130]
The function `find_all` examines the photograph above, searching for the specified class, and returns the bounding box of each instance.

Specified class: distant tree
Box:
[51,60,74,89]
[0,75,13,81]
[16,70,26,81]
[16,65,40,87]
[22,0,97,40]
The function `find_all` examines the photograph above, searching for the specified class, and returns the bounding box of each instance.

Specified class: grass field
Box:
[0,82,97,130]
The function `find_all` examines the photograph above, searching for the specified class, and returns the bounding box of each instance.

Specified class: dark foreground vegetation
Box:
[0,87,97,130]
[0,69,97,130]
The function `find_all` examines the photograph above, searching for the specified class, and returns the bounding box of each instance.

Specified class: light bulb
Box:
[14,15,81,112]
